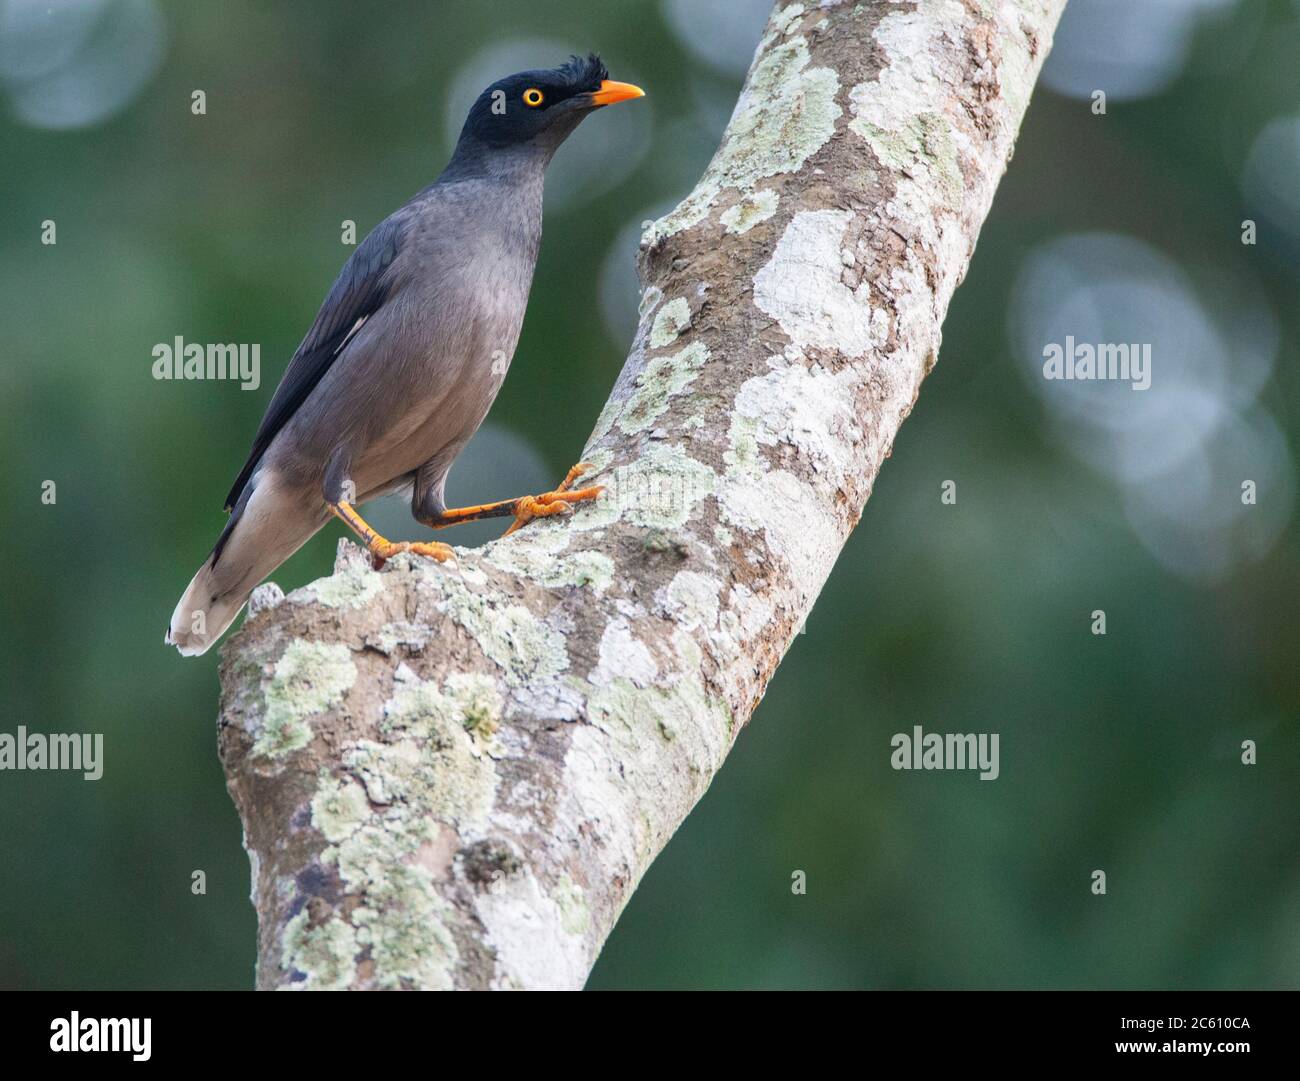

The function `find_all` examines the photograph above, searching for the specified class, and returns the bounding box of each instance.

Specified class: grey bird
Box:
[167,54,644,656]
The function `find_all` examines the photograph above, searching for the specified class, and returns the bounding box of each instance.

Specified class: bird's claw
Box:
[369,538,454,571]
[504,464,604,536]
[557,462,592,493]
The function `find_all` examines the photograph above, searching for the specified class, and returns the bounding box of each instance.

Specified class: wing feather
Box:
[222,213,407,511]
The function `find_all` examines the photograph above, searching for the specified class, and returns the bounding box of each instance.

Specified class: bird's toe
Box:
[558,462,591,492]
[407,541,455,563]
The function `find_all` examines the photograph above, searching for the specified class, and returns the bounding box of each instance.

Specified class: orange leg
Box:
[417,463,604,536]
[330,500,454,570]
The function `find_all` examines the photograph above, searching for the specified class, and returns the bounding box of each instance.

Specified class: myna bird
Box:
[167,54,644,656]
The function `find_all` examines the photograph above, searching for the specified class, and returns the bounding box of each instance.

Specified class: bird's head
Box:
[451,53,644,167]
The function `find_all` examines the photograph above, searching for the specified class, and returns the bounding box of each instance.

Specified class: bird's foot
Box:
[329,500,456,570]
[368,538,454,571]
[504,462,603,536]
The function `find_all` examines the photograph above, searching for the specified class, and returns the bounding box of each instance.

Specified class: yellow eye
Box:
[523,88,544,107]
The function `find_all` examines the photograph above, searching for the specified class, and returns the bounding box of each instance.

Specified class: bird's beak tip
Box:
[590,79,646,106]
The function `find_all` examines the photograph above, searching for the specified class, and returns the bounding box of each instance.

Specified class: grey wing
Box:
[222,211,409,511]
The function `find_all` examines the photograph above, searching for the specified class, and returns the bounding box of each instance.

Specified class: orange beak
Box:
[589,79,646,106]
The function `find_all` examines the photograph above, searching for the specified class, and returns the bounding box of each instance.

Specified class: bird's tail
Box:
[167,473,327,656]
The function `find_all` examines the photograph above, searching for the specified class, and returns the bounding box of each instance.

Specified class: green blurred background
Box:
[1,0,1296,990]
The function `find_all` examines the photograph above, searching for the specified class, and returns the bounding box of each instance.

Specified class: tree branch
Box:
[217,0,1067,990]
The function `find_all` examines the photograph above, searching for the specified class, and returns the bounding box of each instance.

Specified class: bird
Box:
[166,54,645,656]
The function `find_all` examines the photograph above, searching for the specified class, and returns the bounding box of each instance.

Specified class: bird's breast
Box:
[350,248,536,490]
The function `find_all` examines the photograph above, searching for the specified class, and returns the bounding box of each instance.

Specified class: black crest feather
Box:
[556,53,608,92]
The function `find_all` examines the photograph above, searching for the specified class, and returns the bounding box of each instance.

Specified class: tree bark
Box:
[217,0,1067,990]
